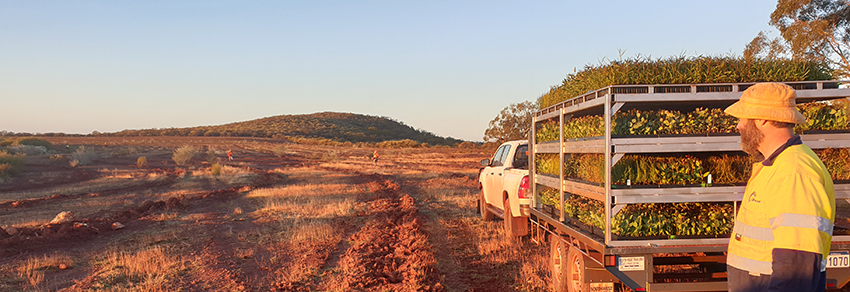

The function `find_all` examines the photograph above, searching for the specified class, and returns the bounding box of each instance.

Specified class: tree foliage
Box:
[749,0,850,77]
[483,101,536,143]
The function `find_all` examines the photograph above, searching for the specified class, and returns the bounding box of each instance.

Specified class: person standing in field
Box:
[372,150,379,165]
[227,149,233,161]
[724,82,835,292]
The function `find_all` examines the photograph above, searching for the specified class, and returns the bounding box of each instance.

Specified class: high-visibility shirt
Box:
[727,136,835,275]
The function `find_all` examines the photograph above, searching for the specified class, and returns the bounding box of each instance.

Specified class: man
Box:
[724,82,835,292]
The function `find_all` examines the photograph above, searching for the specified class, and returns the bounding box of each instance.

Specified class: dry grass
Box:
[91,246,185,290]
[16,253,74,290]
[247,183,365,219]
[288,219,338,243]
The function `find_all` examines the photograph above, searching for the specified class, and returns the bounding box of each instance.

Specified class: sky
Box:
[0,0,780,142]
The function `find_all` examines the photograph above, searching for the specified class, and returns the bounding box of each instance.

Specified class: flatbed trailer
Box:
[528,80,850,291]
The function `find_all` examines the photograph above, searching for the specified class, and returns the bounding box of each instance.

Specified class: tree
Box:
[483,101,536,144]
[749,0,850,77]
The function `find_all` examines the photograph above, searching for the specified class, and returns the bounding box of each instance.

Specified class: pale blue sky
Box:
[1,1,778,141]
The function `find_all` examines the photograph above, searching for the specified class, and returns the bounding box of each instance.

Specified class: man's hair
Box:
[768,120,795,129]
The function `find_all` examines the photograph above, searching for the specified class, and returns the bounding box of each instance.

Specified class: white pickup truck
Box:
[478,140,531,239]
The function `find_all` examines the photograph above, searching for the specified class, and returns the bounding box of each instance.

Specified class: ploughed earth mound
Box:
[329,176,443,291]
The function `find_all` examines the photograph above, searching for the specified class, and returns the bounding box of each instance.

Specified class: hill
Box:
[105,112,464,145]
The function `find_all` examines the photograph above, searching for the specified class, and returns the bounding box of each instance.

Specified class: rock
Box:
[111,222,125,230]
[49,211,75,224]
[3,227,17,236]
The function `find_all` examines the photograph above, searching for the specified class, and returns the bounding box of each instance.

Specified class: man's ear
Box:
[753,119,768,129]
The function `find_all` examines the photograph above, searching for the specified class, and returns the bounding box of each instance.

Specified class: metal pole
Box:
[604,89,613,245]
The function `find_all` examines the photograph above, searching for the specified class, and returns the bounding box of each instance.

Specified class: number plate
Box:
[590,282,614,292]
[827,251,850,268]
[618,256,644,271]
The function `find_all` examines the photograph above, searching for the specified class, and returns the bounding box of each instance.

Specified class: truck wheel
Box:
[550,236,568,292]
[503,198,529,240]
[479,190,494,221]
[566,246,590,292]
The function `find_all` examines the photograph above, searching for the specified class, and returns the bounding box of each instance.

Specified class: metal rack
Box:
[530,80,850,248]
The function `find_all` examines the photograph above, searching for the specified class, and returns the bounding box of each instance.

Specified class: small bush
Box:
[172,146,196,166]
[16,138,52,148]
[273,145,288,157]
[0,139,12,147]
[321,151,339,162]
[8,145,47,155]
[0,151,25,177]
[206,148,218,165]
[137,156,147,168]
[211,163,222,176]
[69,146,98,166]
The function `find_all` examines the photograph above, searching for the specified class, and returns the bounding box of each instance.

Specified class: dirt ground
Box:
[0,137,550,291]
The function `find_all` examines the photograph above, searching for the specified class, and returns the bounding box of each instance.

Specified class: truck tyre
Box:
[479,190,494,221]
[503,198,529,240]
[550,236,568,292]
[566,246,590,292]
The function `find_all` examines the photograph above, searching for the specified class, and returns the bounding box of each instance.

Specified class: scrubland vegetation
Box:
[0,137,552,292]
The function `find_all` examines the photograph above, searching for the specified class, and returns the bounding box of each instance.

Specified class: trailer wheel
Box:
[566,246,590,292]
[479,190,494,221]
[550,236,568,292]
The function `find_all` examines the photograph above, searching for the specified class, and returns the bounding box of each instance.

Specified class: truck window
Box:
[513,144,528,169]
[492,145,511,167]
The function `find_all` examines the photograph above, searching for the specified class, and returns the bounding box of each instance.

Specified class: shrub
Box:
[321,151,339,162]
[272,145,288,157]
[376,139,421,148]
[0,139,12,147]
[211,163,222,176]
[206,148,218,165]
[456,141,477,149]
[8,145,48,155]
[16,138,52,148]
[172,146,196,166]
[137,156,147,168]
[0,151,25,177]
[69,146,98,166]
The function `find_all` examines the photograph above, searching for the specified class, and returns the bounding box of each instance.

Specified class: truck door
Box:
[488,144,511,209]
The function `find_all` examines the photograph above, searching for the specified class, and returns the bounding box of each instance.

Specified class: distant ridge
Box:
[106,112,464,145]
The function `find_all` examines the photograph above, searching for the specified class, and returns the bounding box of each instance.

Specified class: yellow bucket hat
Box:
[724,82,807,124]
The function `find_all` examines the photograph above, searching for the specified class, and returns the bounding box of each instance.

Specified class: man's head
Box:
[725,82,805,159]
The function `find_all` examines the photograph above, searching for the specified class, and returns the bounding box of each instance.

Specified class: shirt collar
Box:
[761,135,802,166]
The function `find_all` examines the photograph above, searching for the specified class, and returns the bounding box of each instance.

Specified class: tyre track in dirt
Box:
[399,172,522,292]
[307,168,443,292]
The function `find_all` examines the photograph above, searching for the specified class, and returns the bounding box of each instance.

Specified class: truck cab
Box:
[478,140,531,239]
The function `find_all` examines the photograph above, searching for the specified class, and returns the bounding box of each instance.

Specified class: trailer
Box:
[527,80,850,292]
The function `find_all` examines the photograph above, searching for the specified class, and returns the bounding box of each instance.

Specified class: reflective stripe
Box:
[727,253,773,275]
[733,220,774,242]
[769,213,834,235]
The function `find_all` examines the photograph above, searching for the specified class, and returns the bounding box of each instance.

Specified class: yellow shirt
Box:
[727,140,835,275]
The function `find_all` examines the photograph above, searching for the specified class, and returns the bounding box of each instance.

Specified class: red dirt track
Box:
[1,137,534,292]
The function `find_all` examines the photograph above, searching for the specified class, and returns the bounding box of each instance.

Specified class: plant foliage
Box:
[538,55,834,109]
